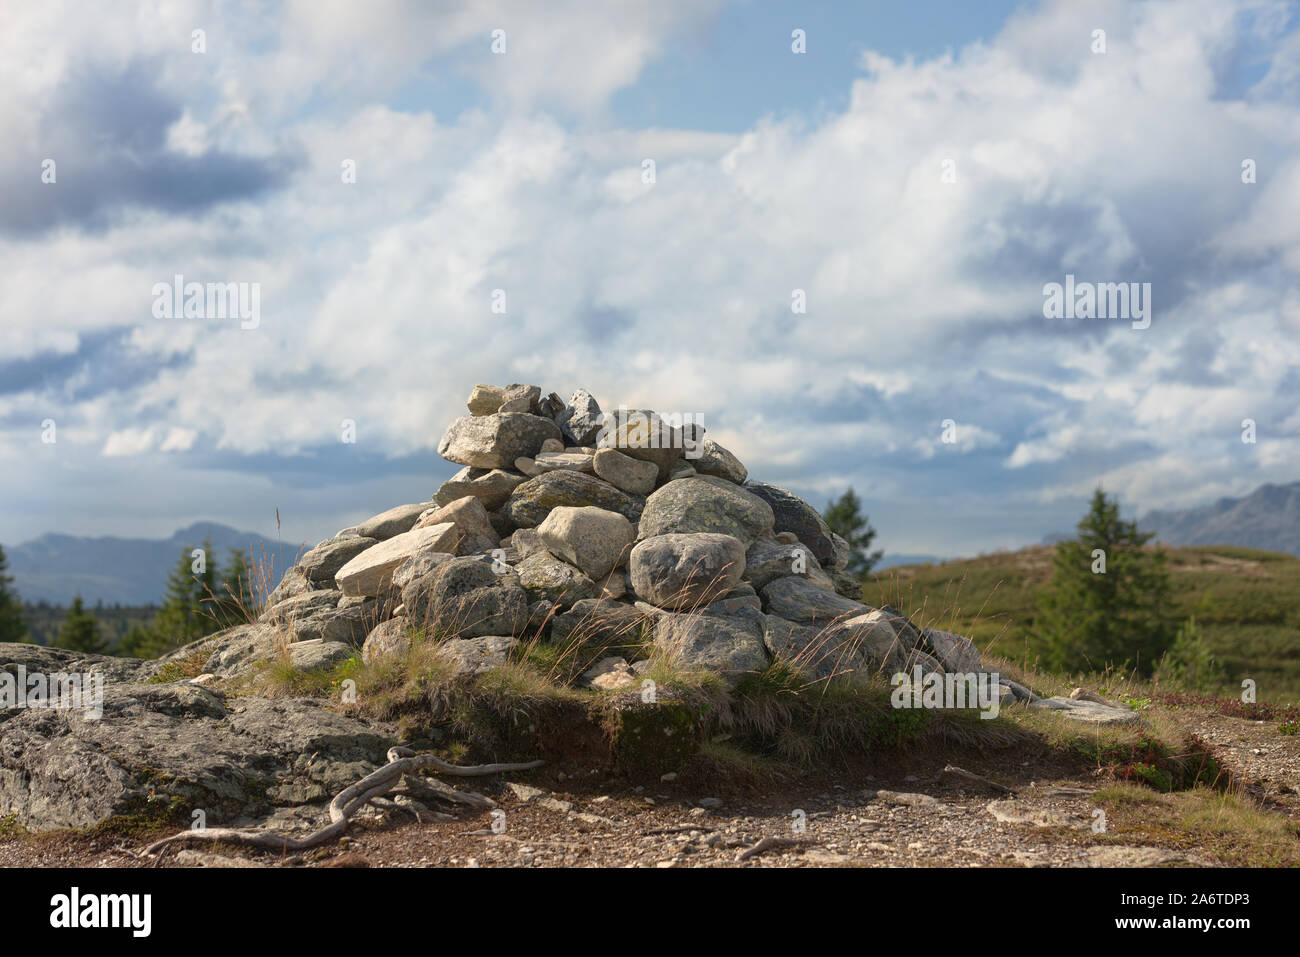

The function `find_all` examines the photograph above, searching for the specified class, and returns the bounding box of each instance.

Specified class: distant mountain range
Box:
[1141,482,1300,555]
[6,523,298,606]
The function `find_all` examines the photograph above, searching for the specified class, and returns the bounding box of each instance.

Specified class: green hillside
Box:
[867,544,1300,705]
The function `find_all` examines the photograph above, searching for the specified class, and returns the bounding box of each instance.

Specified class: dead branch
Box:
[735,835,820,862]
[140,746,542,859]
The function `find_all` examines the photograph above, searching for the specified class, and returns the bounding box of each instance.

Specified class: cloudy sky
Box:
[3,0,1299,561]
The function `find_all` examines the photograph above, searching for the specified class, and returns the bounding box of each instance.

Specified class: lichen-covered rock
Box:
[434,635,517,676]
[694,438,747,485]
[743,481,836,563]
[340,502,431,541]
[920,628,981,672]
[629,533,746,610]
[400,556,528,638]
[416,495,499,555]
[537,505,635,580]
[549,598,651,656]
[335,523,461,597]
[515,550,598,609]
[596,411,686,483]
[637,476,774,546]
[298,536,378,585]
[592,448,658,496]
[762,607,917,683]
[361,618,411,663]
[434,467,526,510]
[438,413,561,469]
[744,536,835,591]
[554,388,606,447]
[502,470,644,527]
[759,575,869,624]
[654,601,770,682]
[0,681,394,832]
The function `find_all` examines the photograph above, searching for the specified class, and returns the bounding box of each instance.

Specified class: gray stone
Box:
[549,599,651,653]
[628,533,746,611]
[0,682,394,832]
[415,495,499,555]
[288,639,354,673]
[537,506,635,580]
[532,451,595,474]
[921,628,982,673]
[759,575,869,624]
[1029,696,1139,725]
[434,467,526,510]
[298,537,379,585]
[592,447,658,496]
[743,482,836,563]
[515,550,598,610]
[400,556,528,639]
[654,602,770,682]
[555,389,606,447]
[637,476,774,547]
[693,438,747,484]
[499,383,541,414]
[467,384,506,415]
[391,549,456,592]
[345,502,431,541]
[502,470,644,527]
[744,536,835,591]
[595,411,686,483]
[434,635,517,676]
[762,607,916,682]
[335,523,462,597]
[361,618,412,663]
[437,413,562,469]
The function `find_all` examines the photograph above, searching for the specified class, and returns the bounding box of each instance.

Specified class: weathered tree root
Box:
[139,746,542,860]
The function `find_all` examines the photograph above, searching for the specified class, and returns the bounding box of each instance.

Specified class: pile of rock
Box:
[247,382,1020,698]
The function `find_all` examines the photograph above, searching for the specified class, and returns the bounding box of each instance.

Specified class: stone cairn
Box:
[258,382,1037,703]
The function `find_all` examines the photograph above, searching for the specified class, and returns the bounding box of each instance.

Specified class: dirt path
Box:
[3,709,1297,868]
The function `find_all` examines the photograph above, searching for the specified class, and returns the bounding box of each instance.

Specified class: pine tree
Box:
[1034,487,1174,675]
[116,623,157,658]
[822,488,883,575]
[57,595,107,654]
[0,544,28,643]
[148,542,220,657]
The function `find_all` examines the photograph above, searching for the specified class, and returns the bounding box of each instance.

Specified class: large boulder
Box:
[434,467,526,510]
[628,533,746,611]
[919,628,981,673]
[654,601,769,682]
[434,635,518,676]
[592,448,658,496]
[400,557,528,639]
[596,411,686,483]
[759,575,869,624]
[743,482,836,563]
[554,389,606,447]
[693,438,747,485]
[762,607,919,683]
[415,496,499,555]
[637,476,774,547]
[334,523,462,597]
[549,599,651,655]
[361,618,412,663]
[0,680,393,832]
[744,536,836,592]
[437,413,562,469]
[502,470,644,527]
[537,506,635,580]
[298,536,378,585]
[339,502,431,541]
[515,550,598,610]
